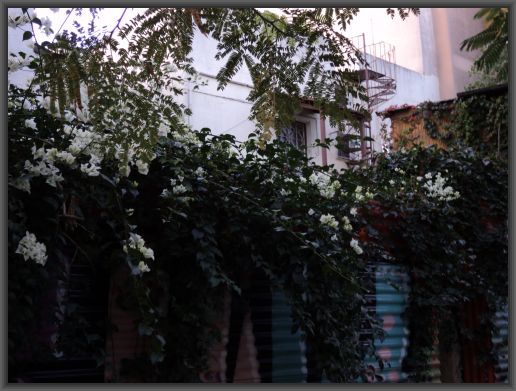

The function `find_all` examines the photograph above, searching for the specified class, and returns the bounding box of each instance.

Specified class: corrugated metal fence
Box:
[492,303,509,383]
[364,263,410,383]
[202,263,413,383]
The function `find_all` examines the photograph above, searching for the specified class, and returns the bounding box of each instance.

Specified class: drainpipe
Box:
[362,33,370,161]
[186,78,191,126]
[319,113,328,166]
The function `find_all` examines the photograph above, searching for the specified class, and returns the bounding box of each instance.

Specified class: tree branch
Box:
[108,8,128,43]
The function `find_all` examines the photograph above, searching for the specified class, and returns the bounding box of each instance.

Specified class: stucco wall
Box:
[431,8,483,99]
[343,8,424,74]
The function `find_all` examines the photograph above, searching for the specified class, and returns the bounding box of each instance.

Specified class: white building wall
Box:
[343,8,424,74]
[184,27,443,170]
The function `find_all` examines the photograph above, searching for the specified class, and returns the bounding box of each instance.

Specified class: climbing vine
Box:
[361,145,507,381]
[381,88,508,160]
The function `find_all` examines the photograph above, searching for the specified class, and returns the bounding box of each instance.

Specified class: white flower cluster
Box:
[20,144,78,190]
[123,233,154,275]
[10,146,75,193]
[24,159,63,186]
[172,184,187,194]
[112,139,157,177]
[66,126,104,157]
[80,154,102,177]
[40,16,53,35]
[25,122,109,180]
[422,172,460,201]
[194,167,205,180]
[8,56,33,73]
[138,261,150,273]
[350,238,363,255]
[136,159,149,175]
[172,130,201,149]
[341,216,353,232]
[7,8,36,29]
[161,176,188,198]
[319,213,339,229]
[354,185,373,202]
[15,231,48,266]
[309,172,341,199]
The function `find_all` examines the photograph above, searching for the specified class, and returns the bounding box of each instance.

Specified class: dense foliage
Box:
[8,83,386,381]
[385,89,508,160]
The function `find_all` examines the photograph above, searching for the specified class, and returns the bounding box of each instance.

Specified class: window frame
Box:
[279,120,308,155]
[336,119,364,161]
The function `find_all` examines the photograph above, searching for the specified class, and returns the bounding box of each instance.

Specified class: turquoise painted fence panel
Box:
[492,303,508,383]
[364,263,410,383]
[271,291,307,382]
[268,264,411,383]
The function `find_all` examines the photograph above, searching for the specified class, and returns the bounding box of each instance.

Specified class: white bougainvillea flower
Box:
[124,232,155,261]
[16,231,48,265]
[136,159,149,175]
[350,238,363,255]
[309,172,340,199]
[80,154,102,176]
[25,118,37,130]
[172,184,187,194]
[138,261,151,273]
[194,167,205,178]
[40,16,53,35]
[140,247,155,260]
[422,172,460,201]
[342,216,353,232]
[320,214,339,229]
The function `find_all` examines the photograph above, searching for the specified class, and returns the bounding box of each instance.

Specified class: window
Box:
[337,120,363,161]
[337,133,361,160]
[279,121,307,154]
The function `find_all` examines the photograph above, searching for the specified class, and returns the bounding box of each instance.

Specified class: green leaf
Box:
[22,31,33,41]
